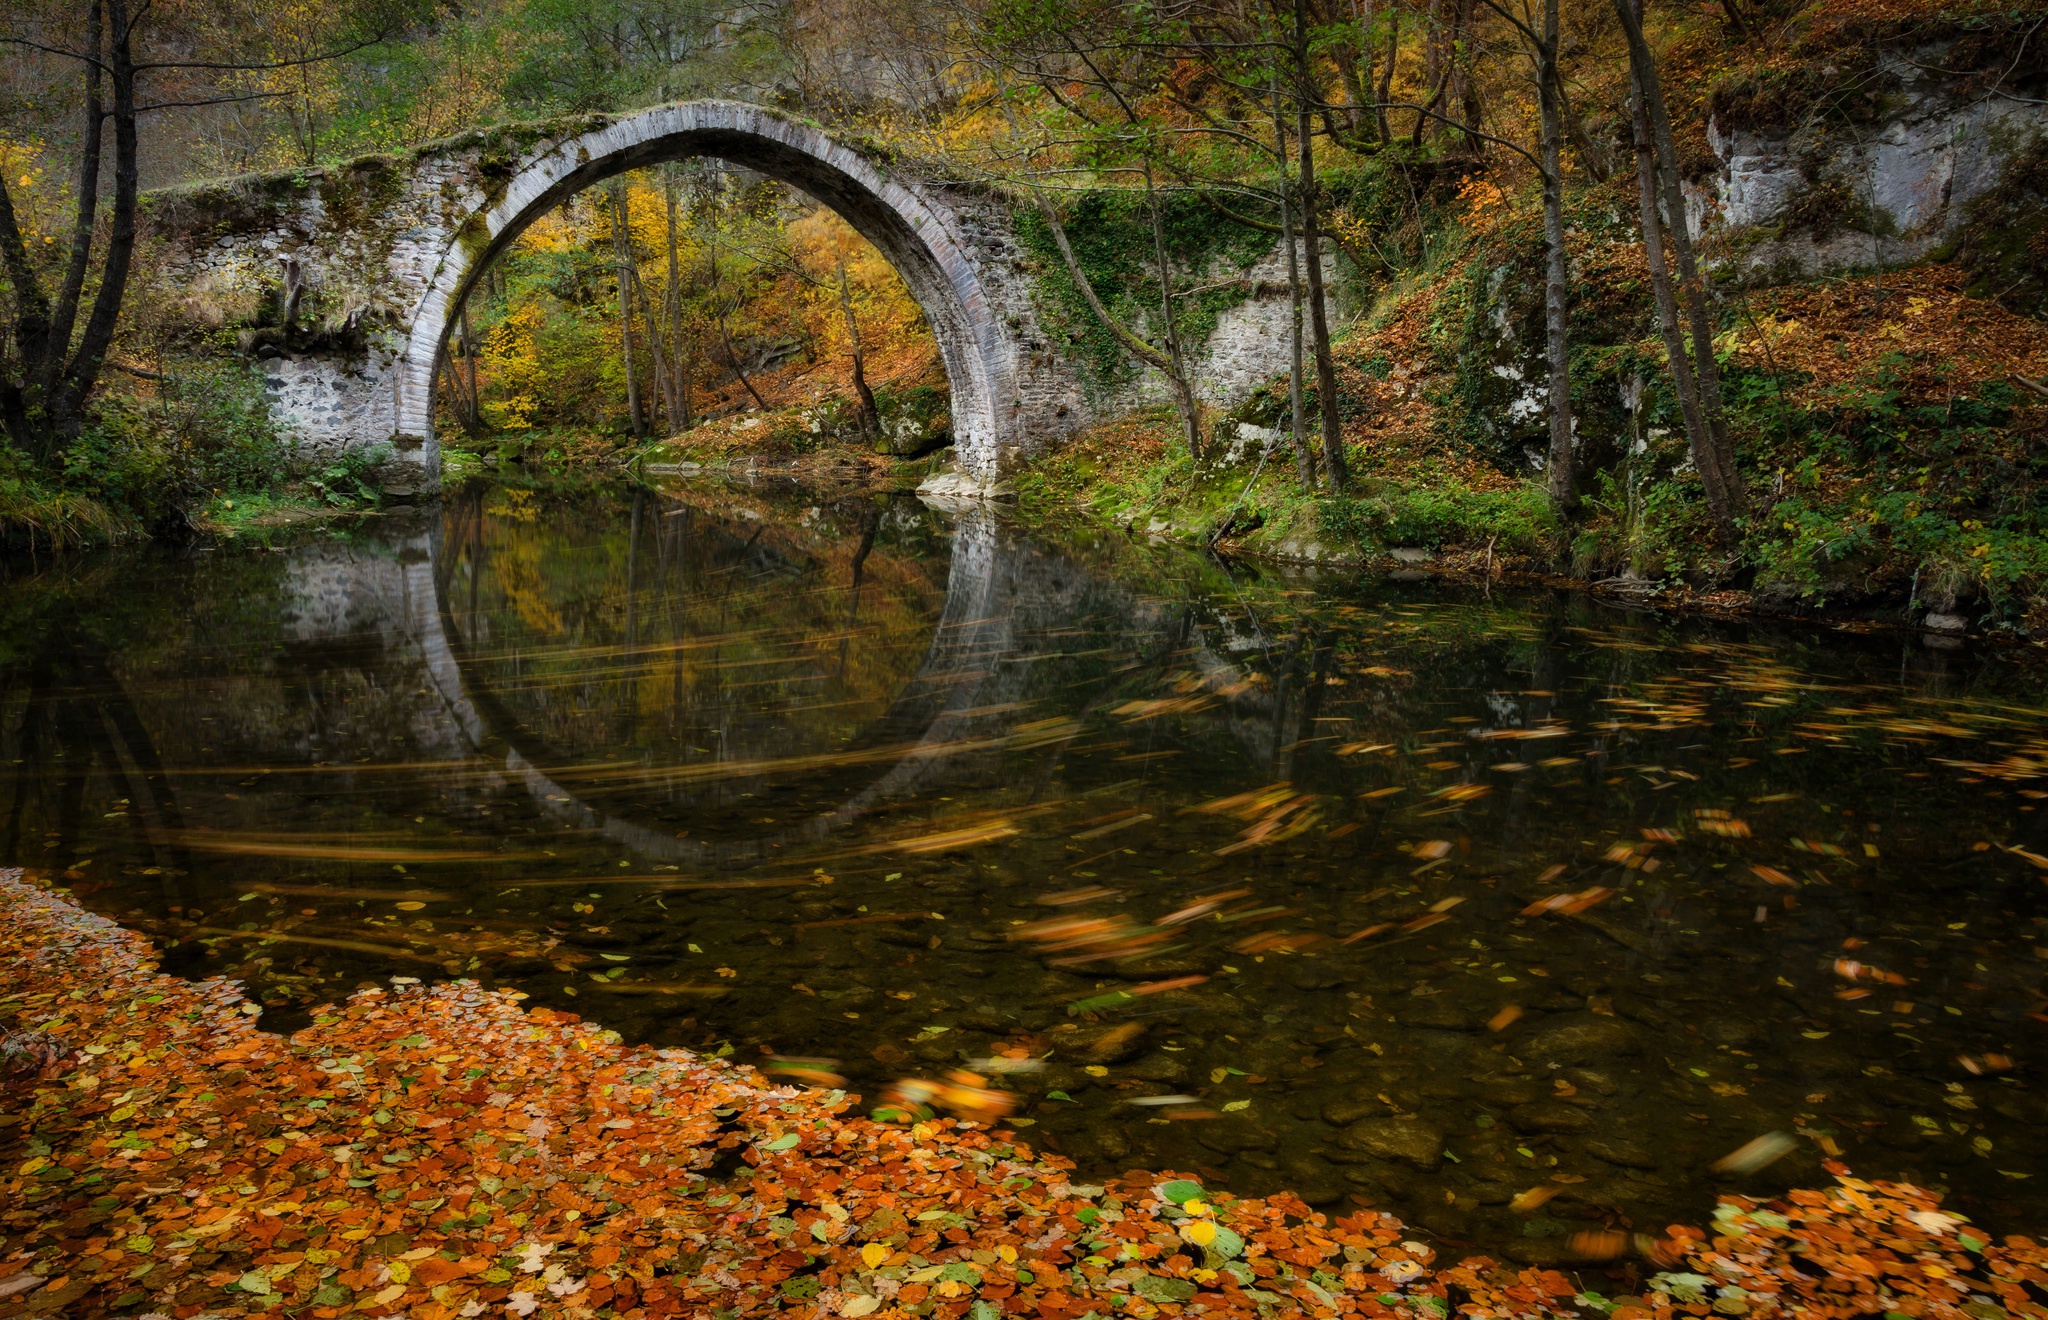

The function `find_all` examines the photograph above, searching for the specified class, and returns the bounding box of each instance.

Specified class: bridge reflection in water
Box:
[5,481,2048,1259]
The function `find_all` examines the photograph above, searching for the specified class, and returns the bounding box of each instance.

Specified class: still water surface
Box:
[5,479,2048,1260]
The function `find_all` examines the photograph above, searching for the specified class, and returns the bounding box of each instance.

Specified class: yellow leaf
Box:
[996,1244,1017,1264]
[372,1283,406,1305]
[1181,1221,1218,1248]
[842,1298,881,1318]
[860,1243,889,1270]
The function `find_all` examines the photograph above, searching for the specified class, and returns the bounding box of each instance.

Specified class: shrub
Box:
[1320,482,1556,555]
[63,358,287,524]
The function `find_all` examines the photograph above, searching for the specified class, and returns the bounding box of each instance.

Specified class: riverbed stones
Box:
[1339,1117,1444,1169]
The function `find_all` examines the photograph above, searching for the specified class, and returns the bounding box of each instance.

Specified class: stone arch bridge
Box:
[147,101,1106,494]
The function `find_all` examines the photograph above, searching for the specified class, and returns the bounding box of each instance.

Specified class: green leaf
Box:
[969,1302,1004,1320]
[312,1283,354,1306]
[1132,1275,1198,1303]
[938,1262,981,1285]
[1158,1180,1204,1204]
[1046,1090,1076,1102]
[762,1133,801,1151]
[236,1270,272,1295]
[1204,1227,1246,1262]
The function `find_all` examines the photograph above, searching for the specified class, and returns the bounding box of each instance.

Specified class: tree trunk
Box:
[836,259,880,439]
[1374,5,1400,143]
[1332,42,1371,141]
[45,0,105,409]
[1537,0,1576,517]
[608,183,645,437]
[663,167,692,430]
[718,312,768,411]
[1627,58,1730,539]
[1297,0,1350,491]
[634,267,673,434]
[1454,0,1486,153]
[1140,160,1205,465]
[1615,0,1745,527]
[461,306,483,434]
[1273,75,1318,490]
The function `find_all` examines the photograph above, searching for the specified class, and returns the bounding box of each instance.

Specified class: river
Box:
[3,476,2045,1261]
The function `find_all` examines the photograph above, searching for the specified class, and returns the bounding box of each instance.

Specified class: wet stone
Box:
[1322,1096,1382,1126]
[1397,999,1481,1031]
[1122,1052,1192,1084]
[1504,1237,1579,1267]
[1277,1155,1346,1205]
[1521,1014,1643,1063]
[1507,1100,1597,1133]
[1582,1135,1660,1168]
[1339,1117,1445,1170]
[1048,1020,1149,1063]
[1195,1115,1281,1154]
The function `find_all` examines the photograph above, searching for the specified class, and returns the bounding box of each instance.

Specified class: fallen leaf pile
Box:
[1729,264,2048,407]
[5,865,2048,1320]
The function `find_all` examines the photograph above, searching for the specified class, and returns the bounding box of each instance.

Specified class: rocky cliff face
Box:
[1699,45,2048,281]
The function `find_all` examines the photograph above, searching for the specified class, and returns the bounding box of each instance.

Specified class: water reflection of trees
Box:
[436,485,952,820]
[0,580,195,896]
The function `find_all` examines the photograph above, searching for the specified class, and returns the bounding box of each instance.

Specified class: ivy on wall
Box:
[1014,191,1273,398]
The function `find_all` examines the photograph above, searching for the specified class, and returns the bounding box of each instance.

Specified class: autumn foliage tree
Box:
[0,0,425,468]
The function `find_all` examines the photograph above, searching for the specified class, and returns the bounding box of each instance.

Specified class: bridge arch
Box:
[399,102,1016,481]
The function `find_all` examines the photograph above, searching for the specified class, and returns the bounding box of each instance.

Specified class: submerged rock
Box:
[1506,1100,1597,1134]
[1340,1117,1445,1169]
[1521,1014,1642,1064]
[1582,1135,1660,1168]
